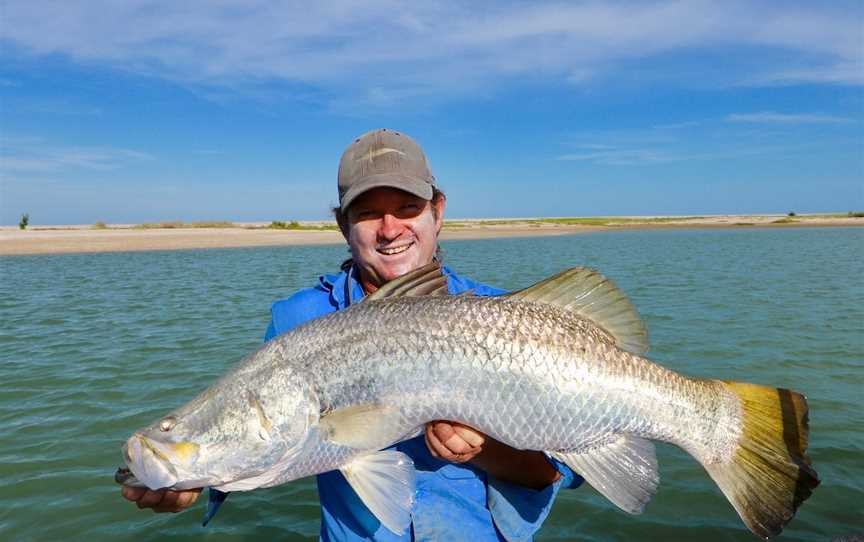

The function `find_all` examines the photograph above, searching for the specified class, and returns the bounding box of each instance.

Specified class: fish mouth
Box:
[114,466,145,487]
[123,434,181,490]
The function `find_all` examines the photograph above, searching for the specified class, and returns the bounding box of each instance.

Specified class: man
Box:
[123,128,582,540]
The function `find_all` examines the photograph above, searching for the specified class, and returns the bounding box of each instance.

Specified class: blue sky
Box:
[1,1,862,225]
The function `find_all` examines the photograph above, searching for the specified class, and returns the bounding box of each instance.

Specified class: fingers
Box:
[425,423,452,460]
[450,423,485,448]
[152,488,202,513]
[120,485,146,502]
[136,489,167,509]
[120,487,202,513]
[425,421,485,463]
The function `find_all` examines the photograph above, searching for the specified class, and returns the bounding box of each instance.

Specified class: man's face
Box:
[345,187,445,291]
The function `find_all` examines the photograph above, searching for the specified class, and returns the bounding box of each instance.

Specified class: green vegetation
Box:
[268,220,338,231]
[19,213,29,230]
[191,221,235,228]
[528,217,617,226]
[792,212,864,219]
[269,220,301,229]
[444,216,707,229]
[134,221,182,229]
[72,213,863,234]
[133,221,236,229]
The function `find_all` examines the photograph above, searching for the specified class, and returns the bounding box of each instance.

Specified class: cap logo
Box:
[359,147,406,163]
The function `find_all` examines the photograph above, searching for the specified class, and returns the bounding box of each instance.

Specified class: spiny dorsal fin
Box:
[504,267,649,354]
[364,261,448,302]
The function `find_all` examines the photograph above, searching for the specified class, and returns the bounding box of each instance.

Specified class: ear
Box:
[432,193,447,234]
[335,210,351,241]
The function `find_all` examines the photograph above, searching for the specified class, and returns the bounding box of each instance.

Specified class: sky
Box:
[1,0,862,225]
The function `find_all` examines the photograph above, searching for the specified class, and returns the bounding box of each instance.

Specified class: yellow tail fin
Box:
[705,382,819,539]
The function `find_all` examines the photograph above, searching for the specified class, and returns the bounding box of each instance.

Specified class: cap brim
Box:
[340,173,434,212]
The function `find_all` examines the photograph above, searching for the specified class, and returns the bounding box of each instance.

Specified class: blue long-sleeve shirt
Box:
[265,265,582,542]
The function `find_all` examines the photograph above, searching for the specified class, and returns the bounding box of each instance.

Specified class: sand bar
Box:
[1,215,861,256]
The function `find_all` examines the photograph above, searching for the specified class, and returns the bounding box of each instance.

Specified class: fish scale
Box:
[281,295,724,460]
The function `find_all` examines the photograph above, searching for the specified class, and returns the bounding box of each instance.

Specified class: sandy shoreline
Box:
[1,215,861,256]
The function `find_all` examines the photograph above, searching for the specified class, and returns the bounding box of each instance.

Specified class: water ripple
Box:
[0,228,861,541]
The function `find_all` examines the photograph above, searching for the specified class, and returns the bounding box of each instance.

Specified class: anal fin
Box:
[552,434,659,514]
[341,450,416,535]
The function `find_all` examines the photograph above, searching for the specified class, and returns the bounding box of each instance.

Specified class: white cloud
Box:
[753,61,864,86]
[726,112,854,124]
[557,148,681,165]
[0,1,860,105]
[556,112,859,166]
[650,121,702,131]
[23,100,103,116]
[0,136,153,173]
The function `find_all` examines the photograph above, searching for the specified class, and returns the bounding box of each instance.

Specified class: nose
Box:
[379,212,403,241]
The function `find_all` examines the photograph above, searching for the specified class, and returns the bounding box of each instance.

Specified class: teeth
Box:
[379,244,411,255]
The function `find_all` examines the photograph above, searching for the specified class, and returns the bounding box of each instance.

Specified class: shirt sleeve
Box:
[264,319,278,342]
[264,286,333,342]
[486,457,583,542]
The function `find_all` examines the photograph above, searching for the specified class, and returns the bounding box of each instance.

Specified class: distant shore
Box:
[1,214,861,256]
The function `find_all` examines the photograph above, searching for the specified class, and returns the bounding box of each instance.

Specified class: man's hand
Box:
[425,420,562,490]
[121,486,202,513]
[425,420,485,463]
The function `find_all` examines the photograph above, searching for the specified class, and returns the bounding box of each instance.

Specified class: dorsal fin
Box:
[504,267,649,354]
[364,261,449,302]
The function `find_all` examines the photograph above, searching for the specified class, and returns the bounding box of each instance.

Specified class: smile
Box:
[378,243,412,256]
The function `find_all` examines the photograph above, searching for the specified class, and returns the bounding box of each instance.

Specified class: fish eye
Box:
[159,416,177,432]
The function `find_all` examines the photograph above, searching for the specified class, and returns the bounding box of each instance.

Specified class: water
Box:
[1,227,862,541]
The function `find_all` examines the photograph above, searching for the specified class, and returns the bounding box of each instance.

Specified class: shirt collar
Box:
[318,266,364,309]
[318,263,461,309]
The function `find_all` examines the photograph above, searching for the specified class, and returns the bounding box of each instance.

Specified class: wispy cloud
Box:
[556,111,858,166]
[0,136,153,173]
[21,100,103,116]
[557,148,682,165]
[726,112,855,124]
[748,61,864,87]
[1,1,860,106]
[650,121,702,131]
[555,141,834,166]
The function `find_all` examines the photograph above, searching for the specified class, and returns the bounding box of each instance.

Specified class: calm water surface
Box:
[1,227,862,541]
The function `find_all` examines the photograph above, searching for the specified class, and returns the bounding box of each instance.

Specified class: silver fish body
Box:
[266,295,736,479]
[122,265,817,539]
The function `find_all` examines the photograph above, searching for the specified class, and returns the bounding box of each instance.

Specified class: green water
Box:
[1,227,862,541]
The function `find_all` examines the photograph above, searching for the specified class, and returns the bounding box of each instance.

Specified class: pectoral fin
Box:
[552,434,659,514]
[320,403,417,450]
[341,450,416,535]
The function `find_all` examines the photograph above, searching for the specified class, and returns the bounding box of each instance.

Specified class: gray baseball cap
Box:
[337,128,436,212]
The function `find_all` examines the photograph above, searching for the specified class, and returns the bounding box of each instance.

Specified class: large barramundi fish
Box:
[120,263,818,538]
